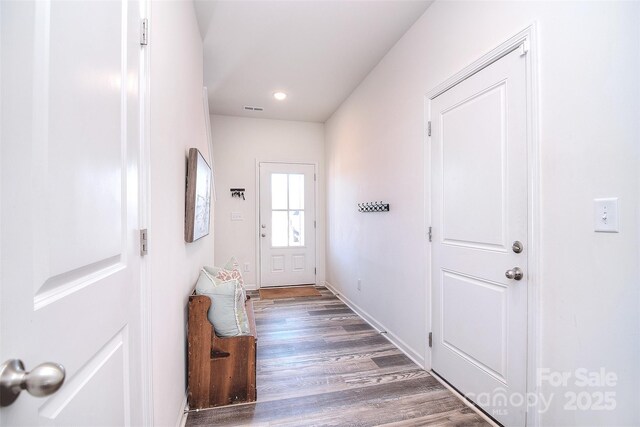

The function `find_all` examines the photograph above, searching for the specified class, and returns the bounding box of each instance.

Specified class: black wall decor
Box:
[231,188,245,200]
[357,202,390,213]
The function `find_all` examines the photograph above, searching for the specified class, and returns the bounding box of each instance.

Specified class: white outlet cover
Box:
[594,198,619,233]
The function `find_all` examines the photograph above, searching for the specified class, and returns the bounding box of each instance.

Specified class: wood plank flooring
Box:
[186,288,489,427]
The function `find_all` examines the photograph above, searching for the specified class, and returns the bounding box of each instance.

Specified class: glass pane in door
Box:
[288,174,304,210]
[269,172,307,248]
[289,210,304,246]
[272,211,288,247]
[271,174,288,210]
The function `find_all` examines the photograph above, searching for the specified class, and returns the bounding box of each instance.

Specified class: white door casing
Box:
[1,0,145,425]
[430,47,528,426]
[259,163,316,287]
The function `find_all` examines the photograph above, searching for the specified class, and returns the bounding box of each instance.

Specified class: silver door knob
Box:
[261,233,266,237]
[0,359,65,407]
[505,267,523,281]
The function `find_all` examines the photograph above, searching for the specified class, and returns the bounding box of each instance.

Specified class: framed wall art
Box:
[185,148,212,242]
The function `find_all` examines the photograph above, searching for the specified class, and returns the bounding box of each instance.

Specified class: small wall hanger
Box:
[230,188,245,200]
[358,201,390,213]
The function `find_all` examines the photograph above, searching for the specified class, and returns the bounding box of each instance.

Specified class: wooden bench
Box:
[187,293,257,409]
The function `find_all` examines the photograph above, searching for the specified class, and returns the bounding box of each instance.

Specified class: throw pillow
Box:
[204,259,246,300]
[195,270,250,337]
[223,257,247,301]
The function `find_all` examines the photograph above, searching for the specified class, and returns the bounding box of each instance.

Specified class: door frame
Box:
[138,0,154,423]
[255,160,318,289]
[424,24,540,426]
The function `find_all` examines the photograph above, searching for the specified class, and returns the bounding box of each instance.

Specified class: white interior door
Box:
[430,47,528,426]
[1,0,145,425]
[259,163,316,287]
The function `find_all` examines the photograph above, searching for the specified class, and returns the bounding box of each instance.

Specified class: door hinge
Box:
[427,121,431,137]
[314,173,316,182]
[140,18,149,46]
[314,267,317,275]
[428,332,433,348]
[140,229,148,255]
[314,220,316,228]
[428,226,432,242]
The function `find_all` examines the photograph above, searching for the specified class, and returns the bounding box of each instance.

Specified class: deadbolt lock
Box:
[512,241,523,253]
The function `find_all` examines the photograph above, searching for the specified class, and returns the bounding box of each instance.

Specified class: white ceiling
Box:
[194,0,433,123]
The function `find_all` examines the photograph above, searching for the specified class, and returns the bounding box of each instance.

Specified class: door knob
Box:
[261,233,266,237]
[505,267,523,281]
[0,359,65,407]
[261,224,266,229]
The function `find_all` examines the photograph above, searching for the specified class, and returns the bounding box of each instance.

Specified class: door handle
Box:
[505,267,523,281]
[0,359,65,407]
[261,233,266,237]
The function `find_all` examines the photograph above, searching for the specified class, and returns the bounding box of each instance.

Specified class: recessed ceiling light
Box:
[273,91,287,101]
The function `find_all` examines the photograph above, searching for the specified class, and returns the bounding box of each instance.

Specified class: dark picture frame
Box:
[185,148,212,242]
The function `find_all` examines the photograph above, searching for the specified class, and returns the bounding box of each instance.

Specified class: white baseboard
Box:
[324,281,425,369]
[176,392,188,427]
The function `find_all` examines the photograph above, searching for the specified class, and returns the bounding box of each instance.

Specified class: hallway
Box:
[185,288,489,426]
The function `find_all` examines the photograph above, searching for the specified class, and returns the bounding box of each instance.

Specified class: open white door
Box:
[259,163,316,287]
[430,47,528,426]
[1,0,145,425]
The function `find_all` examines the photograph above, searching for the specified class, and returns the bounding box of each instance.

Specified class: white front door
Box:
[259,163,316,287]
[1,0,145,425]
[430,47,528,426]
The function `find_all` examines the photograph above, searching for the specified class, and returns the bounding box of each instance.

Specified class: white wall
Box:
[149,1,213,425]
[325,1,640,425]
[210,115,325,288]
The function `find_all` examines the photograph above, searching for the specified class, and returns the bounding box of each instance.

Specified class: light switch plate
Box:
[594,198,619,232]
[231,212,243,221]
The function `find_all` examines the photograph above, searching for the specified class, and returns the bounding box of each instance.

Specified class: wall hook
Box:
[230,188,245,200]
[357,201,389,213]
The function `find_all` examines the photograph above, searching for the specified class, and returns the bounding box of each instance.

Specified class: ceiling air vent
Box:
[243,106,264,112]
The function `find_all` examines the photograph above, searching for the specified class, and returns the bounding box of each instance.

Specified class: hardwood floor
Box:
[186,288,490,427]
